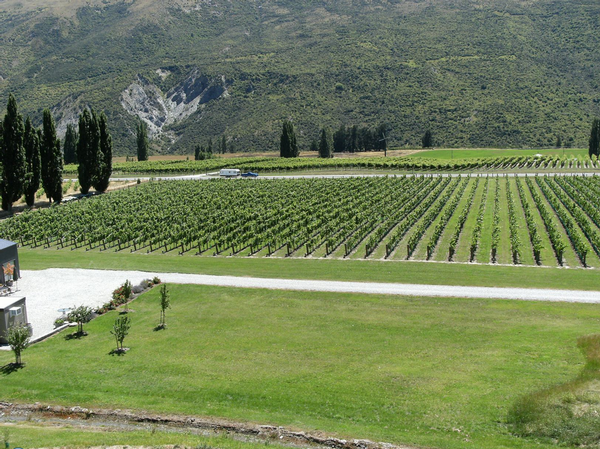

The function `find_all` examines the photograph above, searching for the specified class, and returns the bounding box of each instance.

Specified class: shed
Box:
[0,296,27,344]
[0,239,20,285]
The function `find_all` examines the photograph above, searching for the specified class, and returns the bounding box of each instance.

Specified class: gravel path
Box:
[3,268,598,345]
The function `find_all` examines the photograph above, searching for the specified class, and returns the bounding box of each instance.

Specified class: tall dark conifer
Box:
[77,109,93,194]
[136,119,149,161]
[94,112,112,192]
[63,123,78,165]
[422,130,433,148]
[349,125,358,153]
[318,128,333,158]
[1,94,26,211]
[49,138,63,203]
[333,125,347,153]
[280,120,299,158]
[588,119,600,158]
[41,109,59,203]
[23,117,41,207]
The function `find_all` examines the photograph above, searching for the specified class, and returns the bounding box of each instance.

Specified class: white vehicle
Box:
[219,168,241,178]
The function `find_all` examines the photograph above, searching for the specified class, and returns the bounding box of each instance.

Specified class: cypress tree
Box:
[93,112,112,193]
[63,123,78,165]
[49,138,63,203]
[1,94,26,211]
[333,125,347,153]
[588,119,600,158]
[280,120,299,158]
[77,109,93,194]
[136,119,149,161]
[221,135,227,154]
[422,130,433,148]
[23,117,41,207]
[349,125,358,153]
[40,109,58,203]
[318,128,333,158]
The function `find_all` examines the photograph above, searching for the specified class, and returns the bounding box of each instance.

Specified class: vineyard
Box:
[63,154,600,176]
[3,175,600,268]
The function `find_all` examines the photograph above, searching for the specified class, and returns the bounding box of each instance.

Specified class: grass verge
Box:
[19,248,600,291]
[0,284,598,449]
[508,334,600,446]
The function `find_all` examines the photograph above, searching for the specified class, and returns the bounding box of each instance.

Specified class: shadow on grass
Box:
[153,324,166,332]
[0,362,24,375]
[508,334,600,446]
[64,331,88,340]
[108,348,129,356]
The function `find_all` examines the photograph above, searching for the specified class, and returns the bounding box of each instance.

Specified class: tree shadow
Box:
[108,348,129,356]
[0,362,24,375]
[64,331,88,340]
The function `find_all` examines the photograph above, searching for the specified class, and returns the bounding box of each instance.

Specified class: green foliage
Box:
[2,1,600,153]
[318,127,332,158]
[5,323,30,365]
[279,120,298,158]
[93,111,112,192]
[40,109,58,202]
[110,315,131,352]
[23,116,41,207]
[588,119,600,158]
[422,130,433,149]
[136,119,149,162]
[508,334,600,446]
[67,304,93,335]
[63,123,78,165]
[158,283,170,329]
[1,94,26,211]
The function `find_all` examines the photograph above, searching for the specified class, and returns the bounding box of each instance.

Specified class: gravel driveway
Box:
[4,268,600,345]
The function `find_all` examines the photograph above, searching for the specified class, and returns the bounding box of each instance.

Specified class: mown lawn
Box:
[1,284,599,449]
[0,423,272,449]
[19,247,600,291]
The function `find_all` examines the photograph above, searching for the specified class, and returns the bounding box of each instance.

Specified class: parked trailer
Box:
[220,169,241,178]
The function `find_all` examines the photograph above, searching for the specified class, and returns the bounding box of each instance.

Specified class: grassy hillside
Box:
[1,0,599,154]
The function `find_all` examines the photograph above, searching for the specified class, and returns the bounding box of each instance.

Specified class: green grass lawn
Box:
[409,148,588,160]
[0,423,275,449]
[19,245,600,291]
[1,284,599,449]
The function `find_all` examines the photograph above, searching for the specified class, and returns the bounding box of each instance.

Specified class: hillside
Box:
[1,0,599,154]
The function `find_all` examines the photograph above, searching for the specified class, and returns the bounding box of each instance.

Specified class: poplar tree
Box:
[349,125,358,153]
[93,112,112,192]
[48,138,63,203]
[77,109,93,194]
[23,117,41,207]
[422,130,433,148]
[318,128,333,158]
[333,125,347,153]
[40,109,62,203]
[588,119,600,158]
[1,94,26,211]
[136,119,149,161]
[63,124,78,165]
[280,120,299,158]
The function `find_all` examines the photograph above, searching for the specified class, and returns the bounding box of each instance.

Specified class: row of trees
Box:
[0,94,113,211]
[0,95,63,211]
[279,121,437,158]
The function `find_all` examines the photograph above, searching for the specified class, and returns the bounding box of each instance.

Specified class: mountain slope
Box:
[1,0,599,154]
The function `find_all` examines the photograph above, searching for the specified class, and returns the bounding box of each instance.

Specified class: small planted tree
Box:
[67,305,93,336]
[6,323,30,365]
[158,283,171,329]
[110,315,131,353]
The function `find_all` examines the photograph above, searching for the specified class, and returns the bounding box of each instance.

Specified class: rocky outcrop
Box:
[120,69,228,137]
